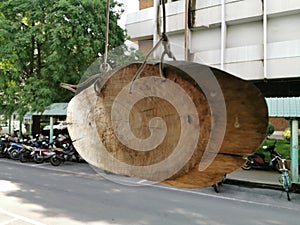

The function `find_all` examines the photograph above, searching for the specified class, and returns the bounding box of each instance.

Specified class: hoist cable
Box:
[162,0,166,35]
[129,0,176,93]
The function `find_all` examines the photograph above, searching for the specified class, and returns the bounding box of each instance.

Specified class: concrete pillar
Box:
[50,116,54,143]
[220,0,227,70]
[19,118,23,137]
[8,117,11,135]
[184,0,191,61]
[291,119,299,182]
[263,0,268,79]
[153,0,160,58]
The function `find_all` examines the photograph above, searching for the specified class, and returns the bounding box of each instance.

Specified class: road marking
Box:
[137,179,147,184]
[85,167,300,212]
[30,163,50,167]
[1,218,19,225]
[0,208,46,225]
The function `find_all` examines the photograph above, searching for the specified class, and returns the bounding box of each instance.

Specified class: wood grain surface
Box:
[66,61,268,188]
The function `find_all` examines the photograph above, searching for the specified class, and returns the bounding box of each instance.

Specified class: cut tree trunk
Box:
[66,61,268,188]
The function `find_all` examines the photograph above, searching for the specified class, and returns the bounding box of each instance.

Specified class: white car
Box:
[43,121,68,131]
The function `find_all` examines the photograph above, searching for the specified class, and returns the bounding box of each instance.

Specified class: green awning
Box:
[266,97,300,117]
[33,103,68,116]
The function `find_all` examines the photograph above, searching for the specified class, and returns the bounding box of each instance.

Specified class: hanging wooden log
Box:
[66,61,268,188]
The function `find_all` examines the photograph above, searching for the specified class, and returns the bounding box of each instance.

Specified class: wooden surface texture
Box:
[66,61,268,188]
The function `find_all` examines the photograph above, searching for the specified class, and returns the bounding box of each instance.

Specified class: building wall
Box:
[138,39,153,54]
[127,0,300,80]
[269,118,289,131]
[139,0,153,10]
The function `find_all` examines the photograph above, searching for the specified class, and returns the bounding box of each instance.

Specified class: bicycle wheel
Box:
[241,160,251,170]
[282,175,291,201]
[286,190,291,201]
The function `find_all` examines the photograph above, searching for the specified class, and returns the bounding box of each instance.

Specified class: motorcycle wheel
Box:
[50,156,62,166]
[0,151,5,158]
[241,161,251,170]
[19,153,28,163]
[10,149,20,160]
[33,155,44,164]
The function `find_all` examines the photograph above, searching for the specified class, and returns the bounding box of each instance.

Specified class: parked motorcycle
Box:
[19,144,35,163]
[7,143,24,160]
[50,142,80,166]
[0,138,10,158]
[32,148,54,164]
[242,142,281,171]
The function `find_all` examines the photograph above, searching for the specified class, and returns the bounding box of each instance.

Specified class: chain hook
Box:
[159,34,176,80]
[161,34,176,61]
[99,63,111,73]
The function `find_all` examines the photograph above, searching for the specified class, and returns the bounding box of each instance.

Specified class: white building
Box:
[125,0,300,97]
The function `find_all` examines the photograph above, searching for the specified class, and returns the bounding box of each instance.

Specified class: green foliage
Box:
[0,0,126,116]
[267,123,275,137]
[256,139,300,163]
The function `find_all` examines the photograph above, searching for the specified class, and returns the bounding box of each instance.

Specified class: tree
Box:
[0,0,126,116]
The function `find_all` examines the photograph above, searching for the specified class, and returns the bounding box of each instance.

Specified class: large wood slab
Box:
[67,61,268,188]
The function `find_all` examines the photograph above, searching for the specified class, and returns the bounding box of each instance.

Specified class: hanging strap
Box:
[61,0,112,93]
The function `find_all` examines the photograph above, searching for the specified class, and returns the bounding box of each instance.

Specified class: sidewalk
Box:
[226,168,300,193]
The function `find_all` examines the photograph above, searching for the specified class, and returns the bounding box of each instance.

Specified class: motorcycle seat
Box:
[253,152,265,159]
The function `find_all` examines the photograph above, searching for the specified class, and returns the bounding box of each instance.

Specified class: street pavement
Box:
[1,158,300,225]
[17,159,300,192]
[1,156,299,192]
[2,158,299,192]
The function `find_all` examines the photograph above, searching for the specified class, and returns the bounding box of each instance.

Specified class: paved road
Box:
[0,159,299,225]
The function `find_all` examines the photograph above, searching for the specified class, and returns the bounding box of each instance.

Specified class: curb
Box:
[225,178,300,193]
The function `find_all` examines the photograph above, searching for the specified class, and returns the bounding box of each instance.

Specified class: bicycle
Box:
[275,156,292,201]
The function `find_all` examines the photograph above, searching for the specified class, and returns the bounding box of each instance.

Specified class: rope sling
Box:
[61,0,112,93]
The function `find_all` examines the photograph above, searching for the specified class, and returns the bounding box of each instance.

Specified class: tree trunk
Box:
[66,61,268,188]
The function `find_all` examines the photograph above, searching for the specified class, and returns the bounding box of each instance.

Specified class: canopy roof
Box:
[33,103,68,116]
[266,97,300,117]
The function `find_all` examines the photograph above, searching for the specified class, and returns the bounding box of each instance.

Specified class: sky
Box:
[117,0,139,28]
